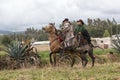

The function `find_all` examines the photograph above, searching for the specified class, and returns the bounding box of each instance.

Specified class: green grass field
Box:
[93,48,117,55]
[0,49,120,80]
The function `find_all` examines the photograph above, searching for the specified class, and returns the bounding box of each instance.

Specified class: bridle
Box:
[49,26,59,45]
[49,37,59,45]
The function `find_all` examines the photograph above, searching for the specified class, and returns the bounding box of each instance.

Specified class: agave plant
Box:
[4,42,29,60]
[112,35,120,53]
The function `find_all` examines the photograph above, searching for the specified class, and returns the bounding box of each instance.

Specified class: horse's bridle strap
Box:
[49,37,58,45]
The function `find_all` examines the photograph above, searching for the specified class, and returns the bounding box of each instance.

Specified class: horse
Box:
[42,23,95,67]
[76,34,95,67]
[61,22,95,67]
[42,23,62,66]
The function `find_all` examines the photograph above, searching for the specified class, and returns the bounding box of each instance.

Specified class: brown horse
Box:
[42,23,62,66]
[42,23,80,66]
[42,23,95,67]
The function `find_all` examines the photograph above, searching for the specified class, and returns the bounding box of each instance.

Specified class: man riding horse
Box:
[61,18,75,48]
[74,19,93,47]
[60,18,92,48]
[59,18,95,67]
[43,21,95,67]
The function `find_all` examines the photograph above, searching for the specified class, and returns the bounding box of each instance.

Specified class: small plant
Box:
[4,42,29,60]
[1,41,41,69]
[112,35,120,53]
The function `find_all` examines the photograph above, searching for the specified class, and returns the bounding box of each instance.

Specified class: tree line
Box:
[0,18,120,45]
[70,18,120,38]
[85,18,120,37]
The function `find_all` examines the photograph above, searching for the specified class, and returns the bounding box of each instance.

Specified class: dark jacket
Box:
[74,25,91,43]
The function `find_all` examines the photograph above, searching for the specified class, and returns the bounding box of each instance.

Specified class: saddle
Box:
[58,35,63,42]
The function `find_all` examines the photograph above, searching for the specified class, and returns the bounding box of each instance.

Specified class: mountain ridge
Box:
[0,30,24,35]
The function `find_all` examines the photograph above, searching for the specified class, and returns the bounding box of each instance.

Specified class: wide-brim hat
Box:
[63,18,69,22]
[77,19,84,25]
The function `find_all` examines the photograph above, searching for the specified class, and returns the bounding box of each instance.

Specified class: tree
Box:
[103,30,110,37]
[25,27,48,41]
[87,18,92,26]
[1,35,12,46]
[86,18,118,37]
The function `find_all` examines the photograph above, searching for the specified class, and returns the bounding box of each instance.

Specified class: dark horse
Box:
[43,23,95,67]
[61,22,95,67]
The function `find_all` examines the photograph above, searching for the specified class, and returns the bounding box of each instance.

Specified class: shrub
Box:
[1,41,41,69]
[1,35,12,46]
[4,42,29,60]
[103,30,110,37]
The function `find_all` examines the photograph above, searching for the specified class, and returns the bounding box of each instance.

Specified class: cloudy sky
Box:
[0,0,120,31]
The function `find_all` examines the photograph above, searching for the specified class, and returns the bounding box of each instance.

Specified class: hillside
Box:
[0,30,12,35]
[0,30,25,35]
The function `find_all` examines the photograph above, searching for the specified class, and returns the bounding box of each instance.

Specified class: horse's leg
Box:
[59,48,64,58]
[49,52,53,65]
[80,53,88,68]
[83,55,88,68]
[80,53,84,67]
[71,56,76,67]
[79,52,84,67]
[88,48,95,67]
[53,53,56,66]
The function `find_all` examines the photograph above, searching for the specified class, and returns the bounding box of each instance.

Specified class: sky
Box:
[0,0,120,31]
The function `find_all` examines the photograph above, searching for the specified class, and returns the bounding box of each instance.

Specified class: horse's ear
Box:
[49,23,55,26]
[53,23,55,26]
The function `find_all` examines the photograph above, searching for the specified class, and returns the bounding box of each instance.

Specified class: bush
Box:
[1,35,12,46]
[0,41,41,70]
[103,30,110,37]
[4,42,29,60]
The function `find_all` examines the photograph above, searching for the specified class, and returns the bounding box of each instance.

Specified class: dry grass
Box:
[0,63,120,80]
[0,45,120,80]
[32,44,50,52]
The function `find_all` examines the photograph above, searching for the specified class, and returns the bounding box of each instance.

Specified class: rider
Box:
[74,19,92,46]
[62,18,74,47]
[62,18,71,29]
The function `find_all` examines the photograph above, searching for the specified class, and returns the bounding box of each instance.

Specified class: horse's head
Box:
[42,23,56,34]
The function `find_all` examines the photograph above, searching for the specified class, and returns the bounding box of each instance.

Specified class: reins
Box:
[49,37,59,45]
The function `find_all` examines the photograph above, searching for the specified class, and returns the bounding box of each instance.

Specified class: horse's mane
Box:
[49,23,58,36]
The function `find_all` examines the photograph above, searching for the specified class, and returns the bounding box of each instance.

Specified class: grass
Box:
[0,48,102,56]
[93,48,117,55]
[39,51,49,60]
[38,51,50,65]
[0,51,8,56]
[0,63,120,80]
[0,48,120,80]
[0,44,8,56]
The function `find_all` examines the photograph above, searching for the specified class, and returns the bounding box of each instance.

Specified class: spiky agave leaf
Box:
[18,45,28,59]
[4,42,29,60]
[5,43,16,58]
[112,35,120,53]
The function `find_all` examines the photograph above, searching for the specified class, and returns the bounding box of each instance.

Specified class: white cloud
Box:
[0,0,120,31]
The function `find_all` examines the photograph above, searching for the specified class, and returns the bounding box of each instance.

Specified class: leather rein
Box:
[49,37,59,45]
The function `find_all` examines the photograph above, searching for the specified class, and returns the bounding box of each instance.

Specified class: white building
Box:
[91,37,112,49]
